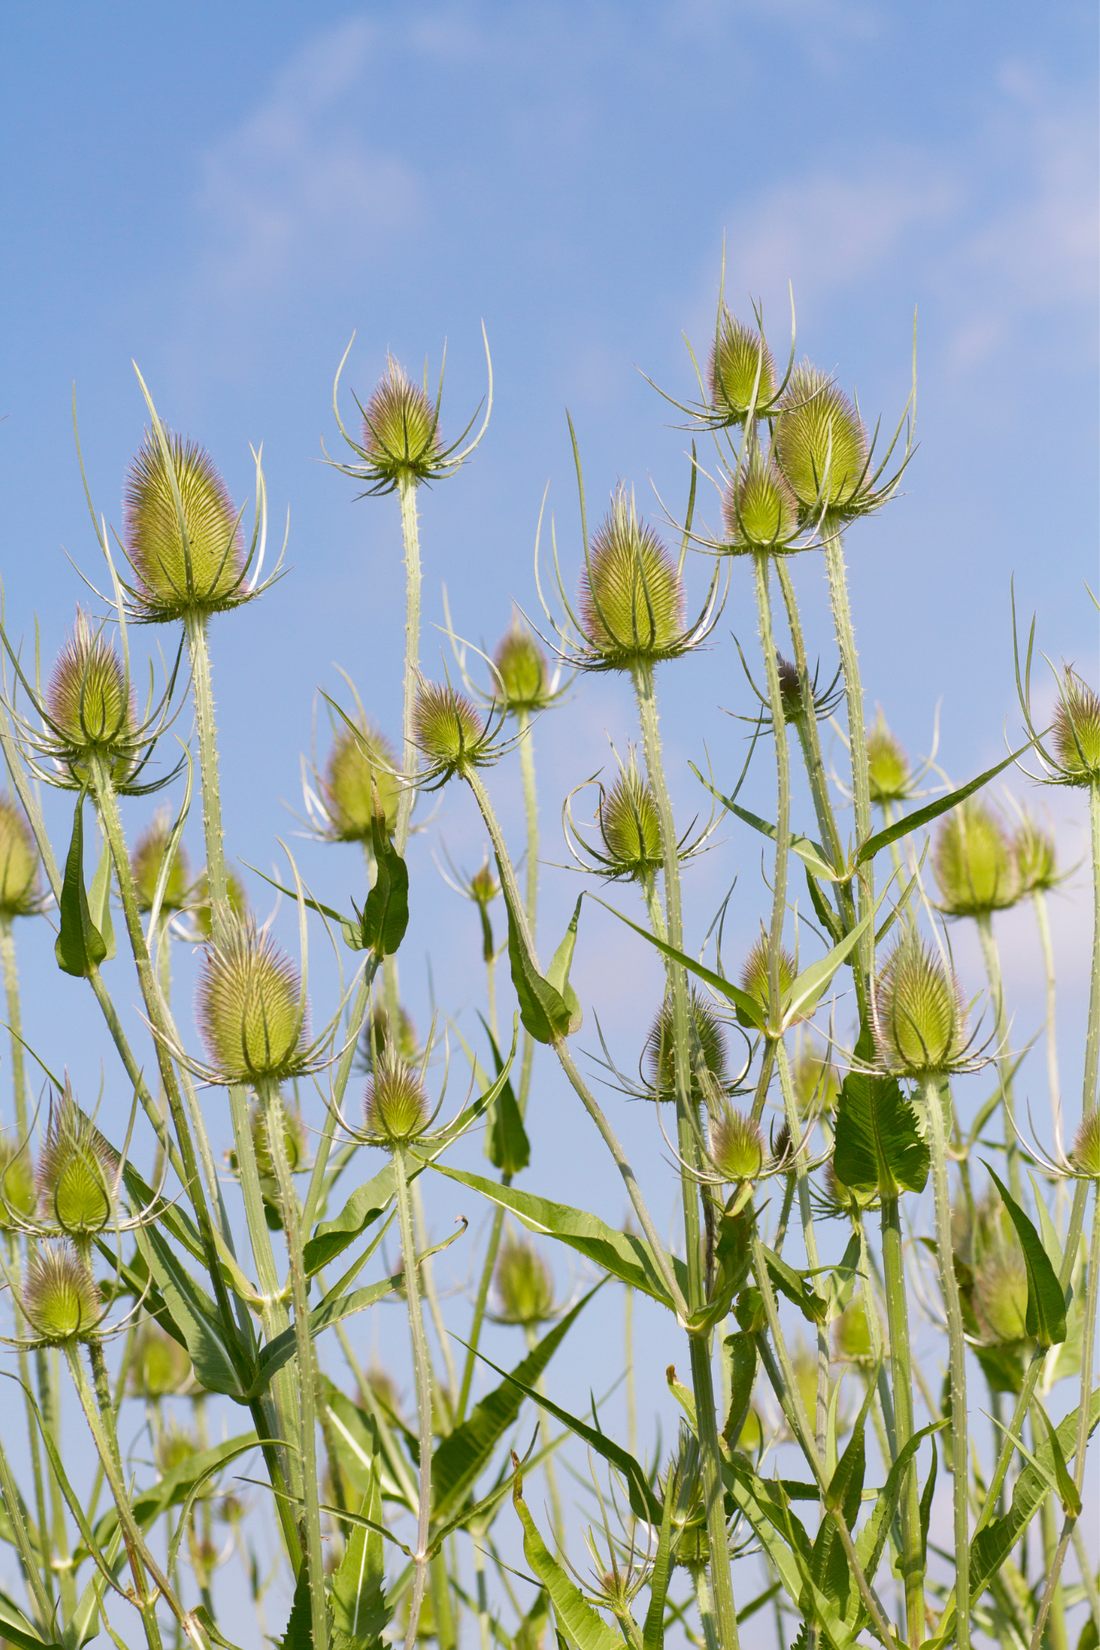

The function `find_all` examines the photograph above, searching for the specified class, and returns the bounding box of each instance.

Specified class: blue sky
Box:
[0,0,1097,1627]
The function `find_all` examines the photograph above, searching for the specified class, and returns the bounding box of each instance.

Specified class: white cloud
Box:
[192,18,423,302]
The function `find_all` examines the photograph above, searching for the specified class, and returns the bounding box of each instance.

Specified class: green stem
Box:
[625,1282,637,1463]
[395,474,422,859]
[456,1205,506,1425]
[922,1073,969,1649]
[261,1081,328,1650]
[630,658,739,1650]
[1032,889,1062,1133]
[394,1146,434,1650]
[823,532,874,987]
[0,914,28,1137]
[515,705,539,1114]
[38,1345,75,1618]
[751,554,790,1025]
[0,1419,54,1630]
[880,1194,923,1646]
[773,1039,829,1460]
[689,1564,720,1650]
[524,1323,566,1555]
[413,1179,458,1398]
[976,913,1021,1201]
[183,613,230,935]
[1085,780,1100,1116]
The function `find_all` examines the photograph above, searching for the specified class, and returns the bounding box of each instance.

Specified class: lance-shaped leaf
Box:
[778,897,883,1031]
[136,1225,249,1398]
[812,1384,873,1619]
[304,1164,396,1276]
[590,895,764,1027]
[478,1015,530,1176]
[763,1246,828,1325]
[855,742,1033,867]
[545,894,583,1034]
[0,1591,63,1650]
[332,1424,389,1647]
[359,805,409,956]
[722,1332,757,1451]
[1032,1398,1082,1518]
[499,864,578,1043]
[692,769,843,882]
[84,1432,258,1556]
[511,1458,623,1650]
[833,1064,928,1197]
[277,1566,317,1650]
[432,1287,598,1521]
[87,834,116,961]
[55,792,107,978]
[249,1269,407,1398]
[985,1165,1067,1346]
[852,1420,944,1588]
[641,1481,675,1650]
[433,1167,682,1308]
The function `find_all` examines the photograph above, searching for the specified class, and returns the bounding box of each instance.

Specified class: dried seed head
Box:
[1013,817,1058,895]
[0,798,38,917]
[131,810,190,913]
[723,457,799,554]
[710,1109,765,1182]
[493,624,550,713]
[323,720,400,842]
[361,358,441,485]
[495,1237,555,1326]
[598,764,663,881]
[364,1053,430,1147]
[1051,670,1100,785]
[38,1090,118,1238]
[934,800,1020,917]
[578,495,685,670]
[976,1249,1029,1344]
[22,1245,99,1343]
[192,867,248,941]
[197,920,307,1084]
[794,1044,840,1116]
[0,1135,35,1228]
[737,937,796,1027]
[833,1298,873,1363]
[708,312,776,423]
[645,990,729,1102]
[776,655,804,718]
[46,612,137,784]
[866,713,911,805]
[774,365,868,521]
[413,683,488,776]
[129,1322,193,1398]
[875,935,968,1075]
[1071,1112,1100,1179]
[124,432,244,619]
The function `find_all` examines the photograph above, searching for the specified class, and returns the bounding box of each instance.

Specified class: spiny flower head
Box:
[710,1109,765,1183]
[192,867,248,941]
[866,713,912,805]
[38,1089,118,1238]
[722,456,799,555]
[364,1053,430,1147]
[323,720,400,842]
[361,358,442,487]
[645,990,729,1103]
[22,1245,100,1343]
[493,624,551,713]
[1070,1112,1100,1179]
[577,495,686,670]
[358,1002,420,1076]
[131,810,190,913]
[934,800,1020,917]
[774,364,868,524]
[197,920,308,1085]
[598,763,663,881]
[833,1298,873,1363]
[0,1134,35,1228]
[129,1322,193,1398]
[495,1237,555,1326]
[707,311,776,424]
[0,797,38,916]
[975,1245,1029,1344]
[413,683,493,779]
[46,612,137,785]
[874,935,968,1075]
[737,936,797,1028]
[468,859,500,908]
[794,1043,840,1116]
[1051,669,1100,785]
[1013,816,1058,895]
[124,431,244,620]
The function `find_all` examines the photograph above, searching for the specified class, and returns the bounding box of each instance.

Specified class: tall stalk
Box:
[823,532,875,985]
[880,1190,924,1644]
[395,474,422,860]
[976,913,1021,1200]
[515,704,539,1112]
[394,1146,434,1650]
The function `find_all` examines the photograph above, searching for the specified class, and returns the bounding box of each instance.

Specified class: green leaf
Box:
[277,1565,315,1650]
[722,1332,757,1451]
[304,1164,396,1276]
[833,1056,928,1198]
[323,1382,416,1511]
[87,834,115,961]
[763,1247,828,1326]
[691,771,842,882]
[332,1426,389,1647]
[500,865,576,1044]
[360,806,409,956]
[479,1016,530,1177]
[54,792,107,978]
[85,1433,258,1554]
[432,1288,597,1521]
[641,1480,674,1650]
[1033,1398,1082,1517]
[779,898,882,1030]
[985,1165,1067,1345]
[136,1225,248,1398]
[918,1429,938,1567]
[855,743,1034,867]
[812,1384,871,1618]
[0,1590,63,1650]
[544,895,584,1035]
[433,1167,681,1308]
[854,1421,945,1586]
[590,895,764,1028]
[189,1606,247,1650]
[511,1460,623,1650]
[250,1271,404,1398]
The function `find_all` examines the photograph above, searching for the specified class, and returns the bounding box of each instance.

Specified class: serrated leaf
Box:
[854,1421,945,1585]
[722,1332,757,1451]
[360,806,409,956]
[641,1481,674,1650]
[332,1424,388,1646]
[833,1061,928,1197]
[855,743,1033,866]
[812,1384,872,1618]
[276,1566,315,1650]
[1034,1398,1082,1517]
[985,1165,1067,1346]
[512,1460,622,1650]
[303,1165,396,1276]
[55,793,107,978]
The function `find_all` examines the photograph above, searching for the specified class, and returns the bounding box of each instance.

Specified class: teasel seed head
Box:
[22,1244,100,1343]
[1070,1112,1100,1179]
[866,712,912,805]
[129,1322,193,1398]
[493,623,551,713]
[359,1002,420,1076]
[46,612,137,786]
[833,1298,873,1363]
[598,762,663,881]
[192,866,248,941]
[737,936,797,1028]
[323,719,400,842]
[0,1134,35,1228]
[1013,816,1058,895]
[578,494,686,670]
[413,683,491,778]
[645,990,729,1103]
[708,311,776,424]
[361,358,442,486]
[197,920,308,1085]
[0,797,38,917]
[774,365,868,523]
[494,1237,555,1326]
[722,456,799,555]
[975,1248,1029,1344]
[874,935,968,1075]
[1051,669,1100,785]
[38,1089,118,1238]
[131,809,190,913]
[364,1053,430,1147]
[934,800,1021,917]
[710,1108,765,1183]
[124,432,244,620]
[794,1043,840,1116]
